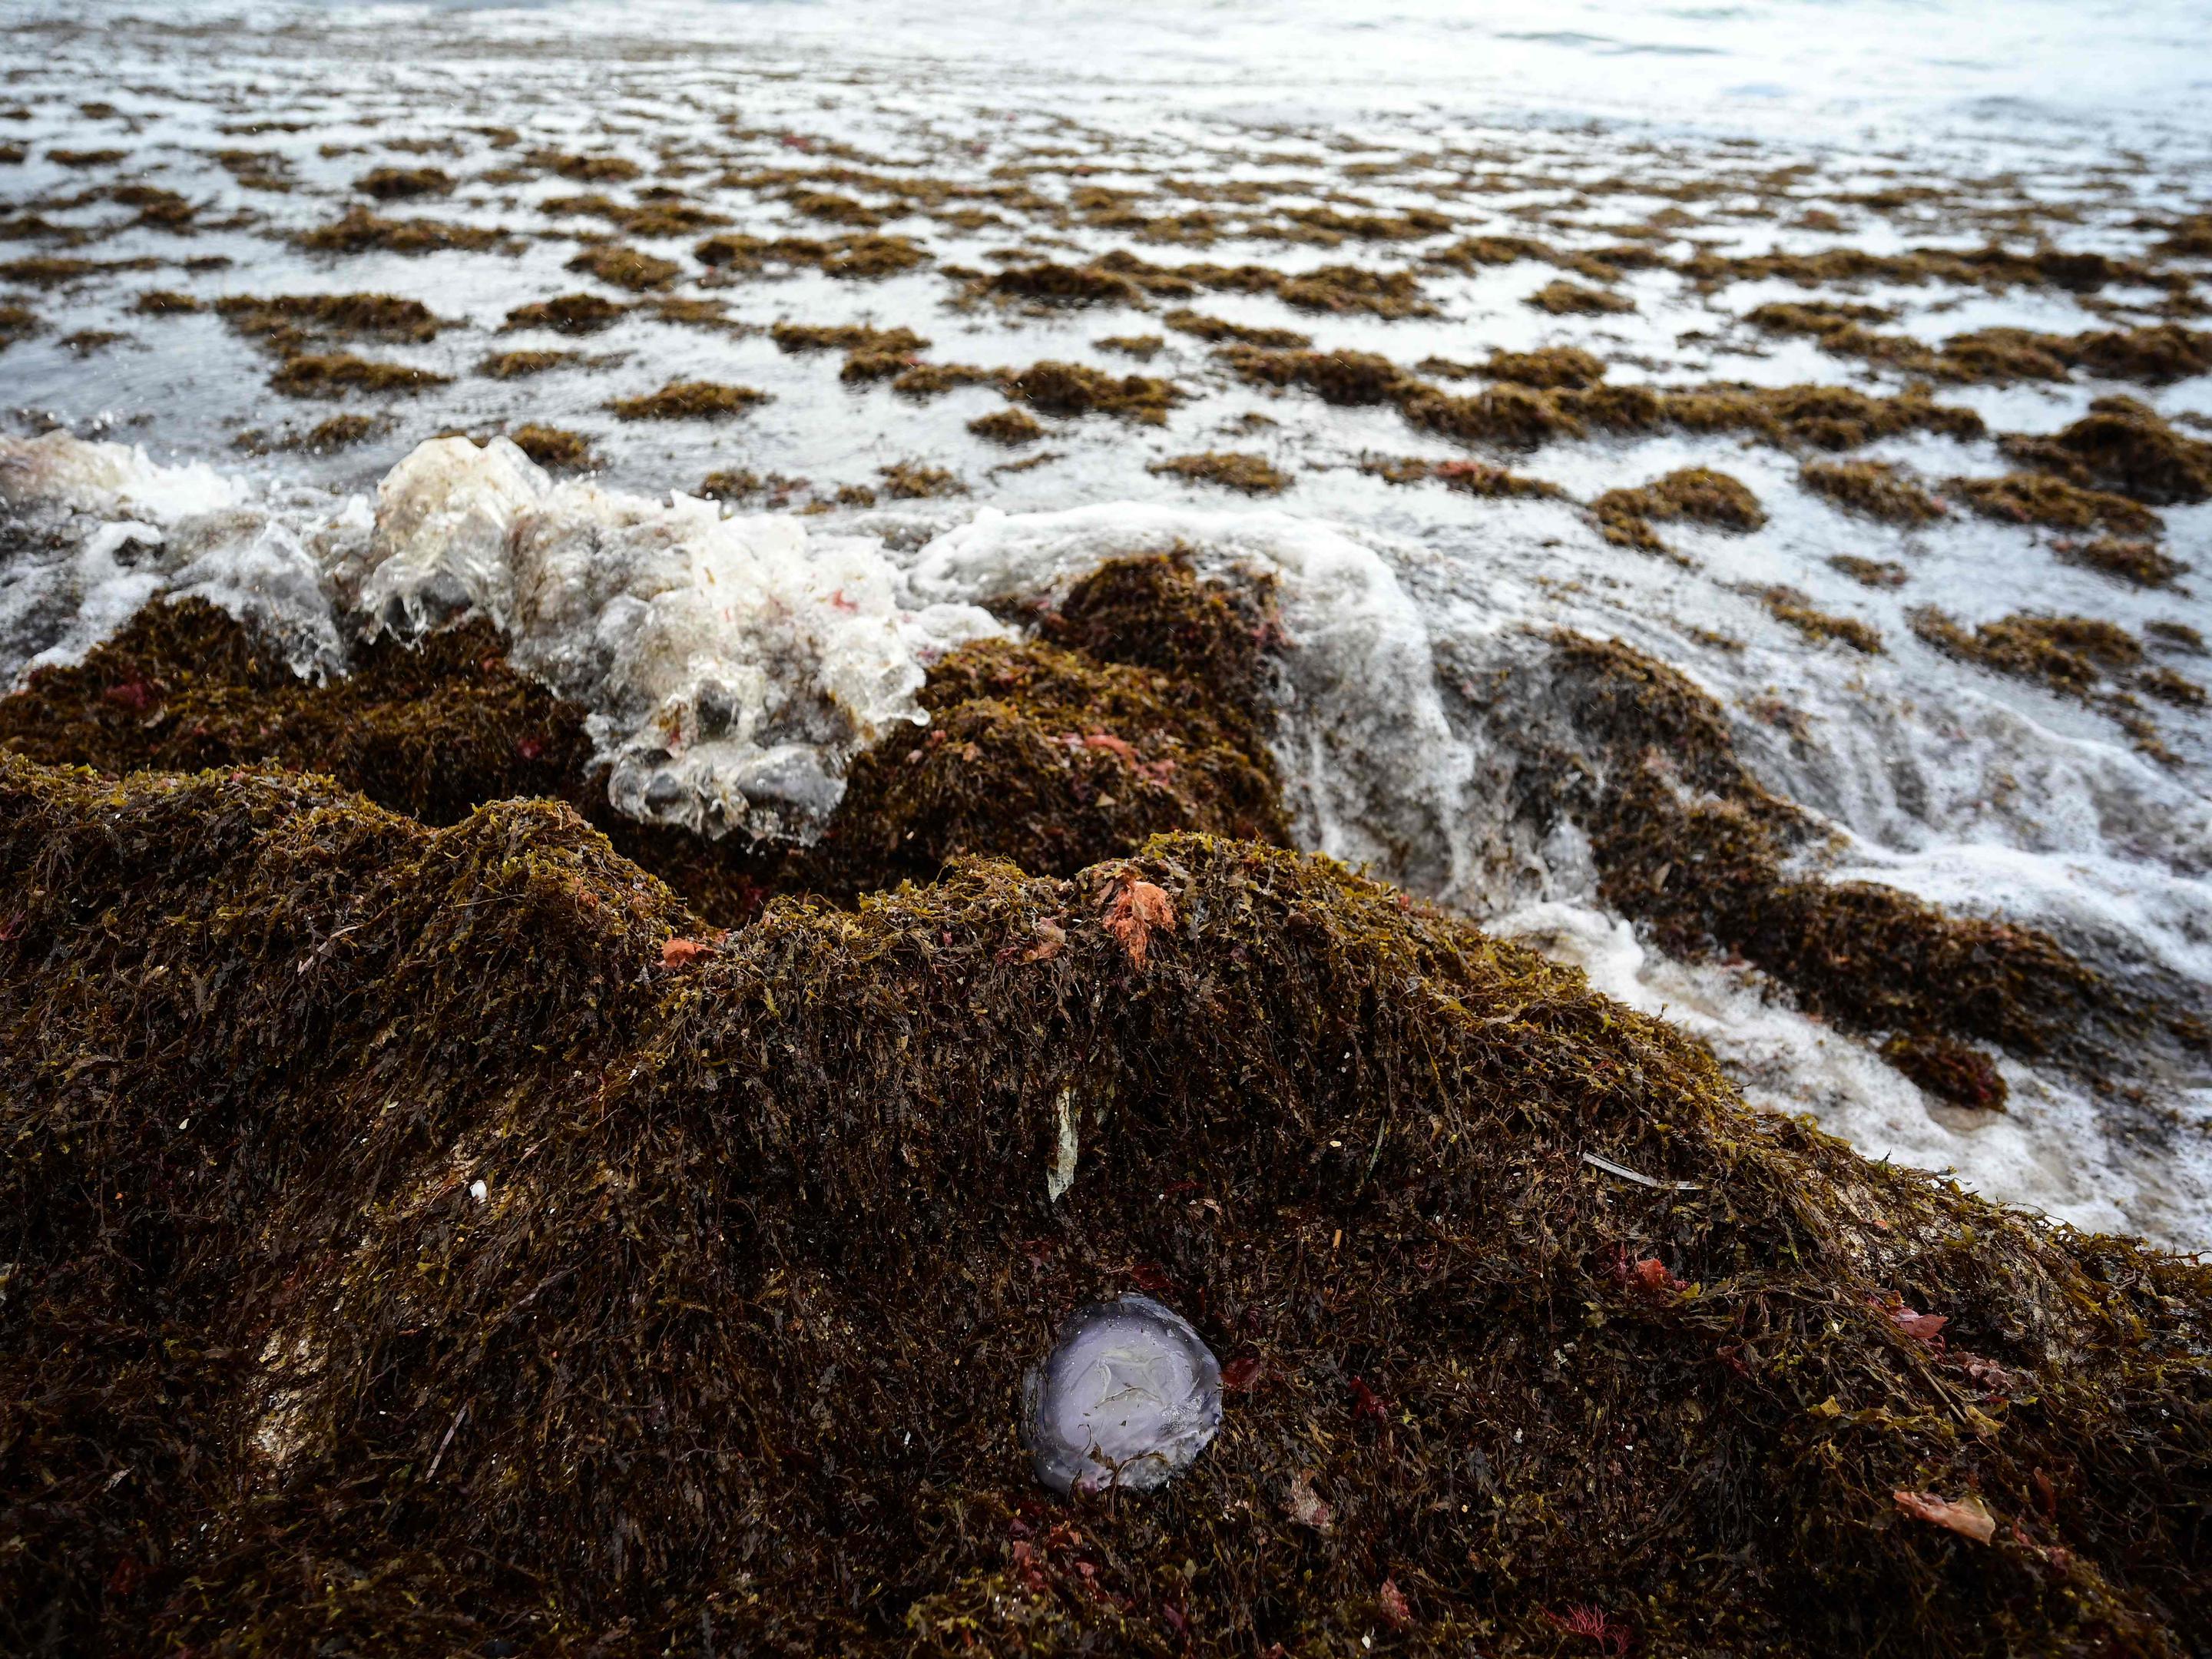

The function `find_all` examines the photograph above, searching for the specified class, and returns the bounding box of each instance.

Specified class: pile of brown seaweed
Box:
[2,553,2208,1658]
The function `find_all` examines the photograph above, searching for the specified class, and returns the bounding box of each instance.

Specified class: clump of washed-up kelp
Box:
[2,756,2207,1657]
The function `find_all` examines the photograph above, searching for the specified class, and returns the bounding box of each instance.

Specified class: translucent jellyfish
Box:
[1022,1295,1222,1495]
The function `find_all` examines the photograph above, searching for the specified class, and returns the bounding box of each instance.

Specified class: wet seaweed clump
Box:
[567,243,682,291]
[1161,308,1310,349]
[1800,459,1947,525]
[598,553,1288,910]
[771,320,928,358]
[1527,278,1634,316]
[0,599,594,826]
[545,193,732,237]
[1758,587,1884,654]
[1684,241,2157,296]
[821,234,934,279]
[234,416,386,458]
[1907,608,2141,700]
[606,379,770,420]
[889,361,1002,399]
[1358,455,1563,498]
[1273,263,1430,316]
[1098,333,1164,359]
[111,184,197,231]
[787,189,883,227]
[1221,345,1411,407]
[268,350,450,398]
[643,296,740,331]
[535,149,643,182]
[694,231,930,280]
[1223,344,1982,459]
[505,423,595,470]
[280,412,383,452]
[130,289,203,315]
[1004,360,1181,424]
[2146,619,2204,652]
[296,207,509,256]
[1753,306,2212,388]
[1479,346,1608,389]
[2055,535,2188,589]
[1594,468,1767,552]
[0,254,157,286]
[876,461,965,498]
[4,720,2210,1655]
[2141,665,2209,707]
[1999,396,2212,505]
[211,146,290,191]
[1949,472,2161,536]
[478,347,581,379]
[1828,555,1909,589]
[969,408,1043,445]
[356,165,454,200]
[1881,1033,2008,1112]
[697,469,807,508]
[2026,323,2212,386]
[1147,451,1290,494]
[214,291,443,350]
[0,302,40,347]
[505,293,628,333]
[1658,383,1984,452]
[985,261,1147,309]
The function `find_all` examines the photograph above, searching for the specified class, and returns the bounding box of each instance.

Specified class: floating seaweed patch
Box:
[295,207,510,254]
[604,379,768,419]
[1148,451,1289,494]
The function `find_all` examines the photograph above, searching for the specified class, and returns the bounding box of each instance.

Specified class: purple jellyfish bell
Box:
[1022,1294,1224,1495]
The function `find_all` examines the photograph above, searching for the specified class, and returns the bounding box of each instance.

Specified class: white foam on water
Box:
[0,432,345,678]
[353,437,1005,839]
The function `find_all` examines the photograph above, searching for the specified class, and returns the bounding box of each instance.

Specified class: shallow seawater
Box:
[3,0,2210,1245]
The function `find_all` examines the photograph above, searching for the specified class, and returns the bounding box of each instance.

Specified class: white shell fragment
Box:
[1022,1295,1222,1495]
[1047,1088,1079,1203]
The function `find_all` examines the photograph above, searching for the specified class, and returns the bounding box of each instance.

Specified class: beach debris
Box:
[1047,1088,1079,1202]
[1100,875,1176,970]
[1286,1469,1334,1532]
[1580,1151,1701,1190]
[1022,1295,1222,1495]
[1893,1489,1997,1544]
[1546,1604,1634,1653]
[1378,1576,1414,1629]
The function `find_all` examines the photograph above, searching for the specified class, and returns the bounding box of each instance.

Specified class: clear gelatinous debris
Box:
[1022,1294,1221,1495]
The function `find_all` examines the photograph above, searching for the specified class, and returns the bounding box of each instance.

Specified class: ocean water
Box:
[3,0,2210,1244]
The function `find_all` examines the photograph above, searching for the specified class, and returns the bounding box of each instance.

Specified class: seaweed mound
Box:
[3,759,2209,1657]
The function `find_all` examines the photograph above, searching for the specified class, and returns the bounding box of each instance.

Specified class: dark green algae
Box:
[0,561,2209,1657]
